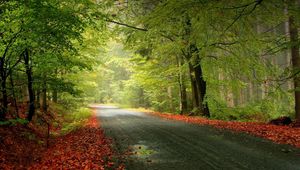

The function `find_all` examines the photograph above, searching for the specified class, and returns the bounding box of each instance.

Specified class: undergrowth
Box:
[60,107,92,134]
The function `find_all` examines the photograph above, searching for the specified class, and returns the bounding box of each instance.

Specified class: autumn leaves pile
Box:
[0,111,124,170]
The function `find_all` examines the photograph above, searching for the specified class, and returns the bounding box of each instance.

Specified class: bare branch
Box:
[106,19,148,31]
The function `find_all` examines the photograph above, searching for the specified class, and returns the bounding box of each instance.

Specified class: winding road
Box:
[95,105,300,170]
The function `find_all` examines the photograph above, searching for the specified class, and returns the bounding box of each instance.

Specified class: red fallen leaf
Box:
[23,110,126,170]
[84,164,90,170]
[107,161,114,167]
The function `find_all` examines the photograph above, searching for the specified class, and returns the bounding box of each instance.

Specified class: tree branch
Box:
[106,19,148,31]
[224,0,263,32]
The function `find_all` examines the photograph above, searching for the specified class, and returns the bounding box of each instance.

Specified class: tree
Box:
[106,0,298,121]
[0,0,107,120]
[287,0,300,122]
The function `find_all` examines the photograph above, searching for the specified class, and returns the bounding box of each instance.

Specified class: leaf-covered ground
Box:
[150,112,300,148]
[0,110,124,170]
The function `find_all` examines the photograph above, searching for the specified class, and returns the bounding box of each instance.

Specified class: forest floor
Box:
[0,109,124,170]
[99,105,300,170]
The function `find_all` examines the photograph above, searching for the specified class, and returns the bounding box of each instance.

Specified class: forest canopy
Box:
[1,0,300,123]
[98,0,300,123]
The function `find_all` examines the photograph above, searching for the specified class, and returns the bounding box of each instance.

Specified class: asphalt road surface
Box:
[95,105,300,170]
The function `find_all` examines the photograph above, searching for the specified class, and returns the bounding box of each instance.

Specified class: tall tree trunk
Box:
[180,82,188,114]
[289,13,300,121]
[0,78,8,120]
[52,69,58,103]
[138,88,145,108]
[284,3,293,90]
[248,80,254,102]
[226,87,235,107]
[36,85,40,109]
[9,73,18,116]
[0,57,7,119]
[183,16,210,117]
[218,70,235,107]
[42,77,47,112]
[256,18,268,100]
[188,62,199,109]
[167,86,174,112]
[24,49,35,121]
[189,44,210,117]
[176,55,188,114]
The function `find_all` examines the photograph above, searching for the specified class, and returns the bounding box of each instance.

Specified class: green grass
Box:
[60,107,92,134]
[0,118,29,126]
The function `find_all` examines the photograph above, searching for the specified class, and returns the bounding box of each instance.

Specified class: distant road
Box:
[95,105,300,170]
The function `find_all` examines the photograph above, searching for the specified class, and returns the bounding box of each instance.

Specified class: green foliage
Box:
[1,0,298,123]
[0,118,29,126]
[61,107,92,134]
[95,0,299,122]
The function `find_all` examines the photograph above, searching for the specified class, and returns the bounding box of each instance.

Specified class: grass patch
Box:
[60,107,92,135]
[0,118,29,126]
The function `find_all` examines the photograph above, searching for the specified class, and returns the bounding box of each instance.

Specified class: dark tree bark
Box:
[42,78,47,112]
[189,44,210,117]
[0,30,22,119]
[180,82,188,114]
[182,15,210,117]
[36,85,40,109]
[52,69,58,103]
[24,49,35,121]
[289,14,300,121]
[0,51,8,120]
[188,63,199,109]
[0,75,8,120]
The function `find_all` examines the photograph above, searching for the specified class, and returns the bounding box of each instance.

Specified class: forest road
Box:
[94,105,300,170]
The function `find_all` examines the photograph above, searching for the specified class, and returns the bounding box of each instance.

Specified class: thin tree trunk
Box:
[289,13,300,121]
[42,77,47,112]
[52,69,58,102]
[180,82,188,114]
[24,49,35,121]
[9,73,18,116]
[188,63,199,109]
[218,71,225,101]
[167,86,174,112]
[36,85,40,109]
[176,55,188,114]
[248,80,254,102]
[284,4,293,90]
[219,70,235,107]
[0,78,8,119]
[0,57,7,119]
[228,89,235,107]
